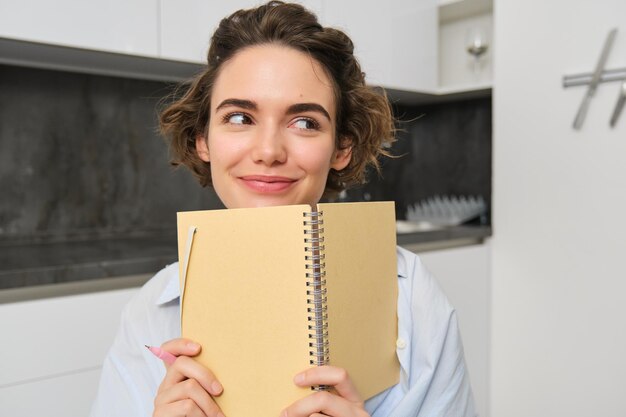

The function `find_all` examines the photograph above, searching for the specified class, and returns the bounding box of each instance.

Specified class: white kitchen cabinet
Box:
[320,0,492,97]
[438,11,492,92]
[159,0,256,63]
[413,242,491,417]
[0,1,445,98]
[0,0,491,100]
[320,0,438,92]
[159,0,494,96]
[0,368,102,417]
[437,0,493,92]
[0,285,140,417]
[159,0,437,92]
[0,0,158,56]
[159,0,324,63]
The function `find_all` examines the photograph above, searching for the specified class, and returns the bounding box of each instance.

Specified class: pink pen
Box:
[145,345,177,365]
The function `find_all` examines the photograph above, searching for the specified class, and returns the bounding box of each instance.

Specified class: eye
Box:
[290,117,320,131]
[223,112,253,125]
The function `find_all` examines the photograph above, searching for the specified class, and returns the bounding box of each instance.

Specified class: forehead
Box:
[210,45,336,116]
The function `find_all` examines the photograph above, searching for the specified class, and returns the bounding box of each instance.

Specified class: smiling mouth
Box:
[238,175,297,193]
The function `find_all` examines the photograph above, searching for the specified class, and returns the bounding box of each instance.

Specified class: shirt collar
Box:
[156,263,181,305]
[396,246,409,279]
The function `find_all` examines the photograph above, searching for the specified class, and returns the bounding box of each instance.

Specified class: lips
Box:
[238,175,297,193]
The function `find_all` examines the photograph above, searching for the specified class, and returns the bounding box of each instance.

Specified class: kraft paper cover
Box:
[177,202,399,417]
[321,202,400,399]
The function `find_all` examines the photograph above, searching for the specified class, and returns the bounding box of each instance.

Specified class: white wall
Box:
[492,1,626,416]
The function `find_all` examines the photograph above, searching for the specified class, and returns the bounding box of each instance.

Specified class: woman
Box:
[90,2,476,416]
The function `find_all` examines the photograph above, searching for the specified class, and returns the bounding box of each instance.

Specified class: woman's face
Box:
[196,44,351,209]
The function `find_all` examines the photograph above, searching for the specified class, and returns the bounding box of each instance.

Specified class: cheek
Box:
[292,142,336,174]
[207,134,245,165]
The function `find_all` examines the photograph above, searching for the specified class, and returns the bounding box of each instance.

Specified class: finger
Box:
[159,356,223,397]
[153,398,206,417]
[280,390,356,417]
[294,366,362,403]
[155,378,223,417]
[160,338,202,358]
[157,338,202,371]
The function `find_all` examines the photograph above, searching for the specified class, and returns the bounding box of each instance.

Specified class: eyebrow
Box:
[215,98,257,112]
[215,98,331,122]
[286,103,331,122]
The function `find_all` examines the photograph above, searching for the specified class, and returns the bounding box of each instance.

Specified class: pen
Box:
[145,345,177,365]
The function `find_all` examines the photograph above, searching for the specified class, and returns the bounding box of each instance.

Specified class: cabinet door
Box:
[418,243,490,417]
[0,287,139,416]
[159,0,324,63]
[159,0,255,63]
[0,0,158,56]
[320,0,437,92]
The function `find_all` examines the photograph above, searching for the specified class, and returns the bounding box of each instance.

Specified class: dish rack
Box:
[405,195,487,227]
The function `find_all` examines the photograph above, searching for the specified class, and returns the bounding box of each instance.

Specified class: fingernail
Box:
[186,342,200,350]
[294,373,305,384]
[211,380,223,395]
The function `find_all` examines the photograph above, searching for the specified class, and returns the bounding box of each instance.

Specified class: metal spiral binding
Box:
[303,210,329,391]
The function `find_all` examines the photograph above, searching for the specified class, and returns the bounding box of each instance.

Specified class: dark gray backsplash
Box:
[0,64,222,243]
[344,98,492,221]
[0,65,491,243]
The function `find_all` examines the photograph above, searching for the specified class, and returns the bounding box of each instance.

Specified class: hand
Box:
[280,366,370,417]
[153,338,226,417]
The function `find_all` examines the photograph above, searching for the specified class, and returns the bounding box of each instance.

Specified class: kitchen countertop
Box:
[396,225,492,251]
[0,235,176,290]
[0,225,491,293]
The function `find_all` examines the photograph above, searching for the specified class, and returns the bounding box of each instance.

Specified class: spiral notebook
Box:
[177,202,400,417]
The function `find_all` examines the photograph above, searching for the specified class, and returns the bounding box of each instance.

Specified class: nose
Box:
[250,124,287,166]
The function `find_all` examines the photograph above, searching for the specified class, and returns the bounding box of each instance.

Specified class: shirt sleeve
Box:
[89,271,178,417]
[405,310,477,417]
[368,249,477,417]
[401,255,477,417]
[89,328,148,416]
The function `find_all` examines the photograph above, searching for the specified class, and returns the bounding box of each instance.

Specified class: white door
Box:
[492,1,626,417]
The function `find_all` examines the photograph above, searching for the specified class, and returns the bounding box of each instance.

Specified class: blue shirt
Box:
[90,246,476,416]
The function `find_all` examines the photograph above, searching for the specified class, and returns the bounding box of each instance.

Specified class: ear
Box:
[195,134,210,162]
[330,143,352,171]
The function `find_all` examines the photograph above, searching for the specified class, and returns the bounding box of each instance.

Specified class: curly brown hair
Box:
[159,1,395,197]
